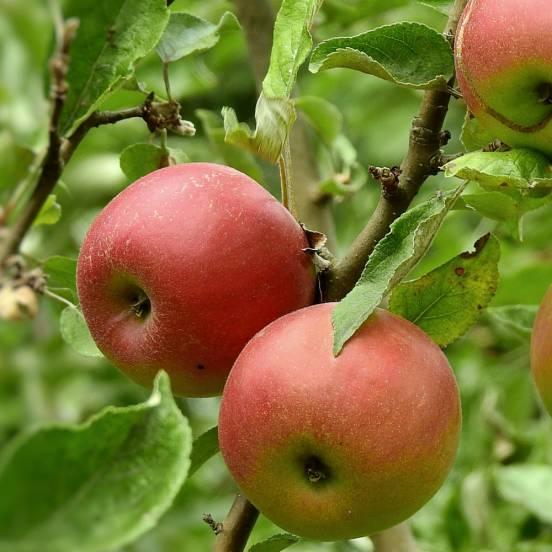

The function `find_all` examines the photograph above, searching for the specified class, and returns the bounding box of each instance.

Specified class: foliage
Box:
[1,0,552,550]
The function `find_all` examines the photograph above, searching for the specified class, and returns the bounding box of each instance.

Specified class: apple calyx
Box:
[304,455,331,484]
[129,289,151,319]
[538,83,552,105]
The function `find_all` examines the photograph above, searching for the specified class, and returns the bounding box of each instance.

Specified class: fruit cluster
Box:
[77,163,461,540]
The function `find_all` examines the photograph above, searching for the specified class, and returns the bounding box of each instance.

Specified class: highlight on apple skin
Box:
[76,163,315,397]
[531,285,552,416]
[218,303,461,541]
[454,0,552,157]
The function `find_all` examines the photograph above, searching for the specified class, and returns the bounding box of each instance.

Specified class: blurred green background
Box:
[1,0,552,550]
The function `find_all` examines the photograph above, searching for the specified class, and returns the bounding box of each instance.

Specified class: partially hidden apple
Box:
[77,163,315,397]
[218,303,461,540]
[455,0,552,157]
[531,285,552,416]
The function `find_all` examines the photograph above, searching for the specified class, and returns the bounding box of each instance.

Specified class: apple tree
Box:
[0,0,551,551]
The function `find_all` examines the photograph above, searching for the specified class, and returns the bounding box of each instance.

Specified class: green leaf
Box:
[418,0,452,15]
[333,184,465,355]
[34,194,61,226]
[294,95,343,144]
[60,307,103,358]
[60,0,170,136]
[156,11,239,63]
[195,109,263,182]
[264,0,322,99]
[0,372,191,552]
[43,256,78,303]
[389,234,500,347]
[189,427,219,477]
[486,305,538,339]
[43,256,77,291]
[444,149,552,190]
[119,143,187,181]
[223,0,322,162]
[223,95,296,163]
[309,22,454,90]
[495,465,552,524]
[460,113,497,152]
[248,534,301,552]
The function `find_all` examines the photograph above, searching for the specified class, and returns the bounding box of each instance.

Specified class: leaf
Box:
[309,22,454,90]
[248,534,301,552]
[119,143,187,181]
[332,184,465,355]
[34,194,61,226]
[223,0,322,162]
[195,109,263,182]
[43,256,78,303]
[189,427,219,477]
[60,307,103,358]
[444,149,552,190]
[43,256,77,291]
[60,0,170,136]
[223,95,296,163]
[156,11,239,63]
[460,113,497,152]
[418,0,452,15]
[0,372,191,552]
[486,305,538,339]
[294,95,343,144]
[495,465,552,524]
[389,234,500,347]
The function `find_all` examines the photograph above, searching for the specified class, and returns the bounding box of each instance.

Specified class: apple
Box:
[531,285,552,415]
[455,0,552,157]
[77,163,315,397]
[218,303,461,540]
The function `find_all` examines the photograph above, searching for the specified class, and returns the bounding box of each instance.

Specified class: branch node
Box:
[369,166,402,200]
[203,513,224,535]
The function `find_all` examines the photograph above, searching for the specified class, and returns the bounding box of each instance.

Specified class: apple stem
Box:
[213,494,259,552]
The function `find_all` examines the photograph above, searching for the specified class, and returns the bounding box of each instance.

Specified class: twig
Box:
[213,494,259,552]
[321,0,469,301]
[0,18,78,266]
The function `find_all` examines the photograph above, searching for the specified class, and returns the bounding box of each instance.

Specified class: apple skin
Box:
[77,163,315,397]
[218,303,461,540]
[531,285,552,416]
[455,0,552,157]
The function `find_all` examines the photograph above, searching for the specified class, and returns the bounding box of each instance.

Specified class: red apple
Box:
[455,0,552,156]
[531,285,552,415]
[77,163,315,397]
[219,303,461,540]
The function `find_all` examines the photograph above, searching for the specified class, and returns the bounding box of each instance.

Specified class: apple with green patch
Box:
[77,163,315,398]
[219,303,461,540]
[455,0,552,156]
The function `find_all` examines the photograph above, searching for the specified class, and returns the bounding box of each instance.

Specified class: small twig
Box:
[43,288,76,309]
[321,0,469,301]
[213,494,259,552]
[202,513,224,535]
[0,18,78,267]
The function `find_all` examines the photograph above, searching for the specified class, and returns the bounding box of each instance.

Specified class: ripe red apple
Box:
[455,0,552,156]
[77,163,315,397]
[531,285,552,416]
[219,303,461,540]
